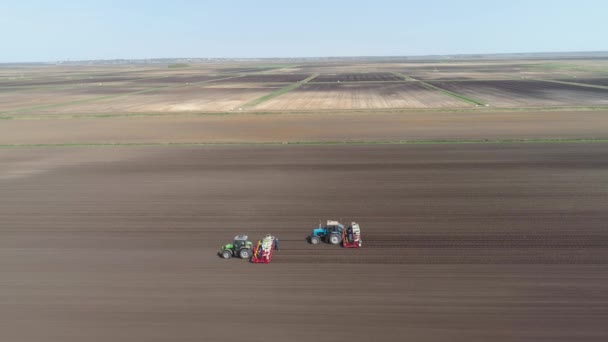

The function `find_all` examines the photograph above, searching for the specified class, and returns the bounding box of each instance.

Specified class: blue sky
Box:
[1,0,607,62]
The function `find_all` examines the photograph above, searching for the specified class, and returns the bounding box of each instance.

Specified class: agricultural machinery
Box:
[251,234,278,263]
[219,234,278,263]
[309,220,362,248]
[219,235,253,259]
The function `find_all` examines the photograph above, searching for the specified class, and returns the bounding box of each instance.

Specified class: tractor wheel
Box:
[329,234,342,245]
[239,248,251,259]
[221,250,232,259]
[310,236,320,245]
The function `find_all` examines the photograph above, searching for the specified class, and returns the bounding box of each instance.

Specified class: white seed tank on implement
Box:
[343,222,362,248]
[251,234,276,263]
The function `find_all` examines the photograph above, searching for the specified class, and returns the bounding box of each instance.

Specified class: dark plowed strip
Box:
[363,234,608,249]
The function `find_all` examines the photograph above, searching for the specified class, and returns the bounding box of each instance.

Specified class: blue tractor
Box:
[309,220,344,245]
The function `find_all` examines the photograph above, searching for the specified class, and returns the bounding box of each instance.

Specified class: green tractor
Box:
[219,235,253,259]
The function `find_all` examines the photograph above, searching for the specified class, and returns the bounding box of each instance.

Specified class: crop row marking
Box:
[240,74,319,109]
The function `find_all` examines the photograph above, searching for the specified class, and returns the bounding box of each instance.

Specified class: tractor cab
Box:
[232,235,249,249]
[325,221,344,234]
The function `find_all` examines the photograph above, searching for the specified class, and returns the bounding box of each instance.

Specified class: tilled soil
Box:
[313,72,404,82]
[2,110,608,145]
[254,82,471,109]
[430,80,608,107]
[1,143,608,341]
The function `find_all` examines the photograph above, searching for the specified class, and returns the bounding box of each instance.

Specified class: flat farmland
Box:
[404,64,525,80]
[403,62,607,81]
[213,73,312,83]
[430,80,608,107]
[129,74,231,85]
[0,83,151,112]
[2,57,608,342]
[1,143,608,341]
[0,65,145,80]
[296,63,400,74]
[313,72,404,82]
[2,59,608,114]
[3,110,608,145]
[4,57,608,342]
[215,66,289,73]
[0,75,143,87]
[406,70,515,81]
[22,82,284,114]
[254,82,471,110]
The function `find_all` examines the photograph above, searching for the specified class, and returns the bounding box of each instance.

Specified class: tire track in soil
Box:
[273,233,608,264]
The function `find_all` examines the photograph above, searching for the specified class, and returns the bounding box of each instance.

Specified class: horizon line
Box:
[2,50,608,65]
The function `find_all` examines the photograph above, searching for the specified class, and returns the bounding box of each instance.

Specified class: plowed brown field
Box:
[2,110,608,145]
[2,143,607,341]
[23,83,284,114]
[2,59,608,341]
[255,83,471,110]
[430,80,608,107]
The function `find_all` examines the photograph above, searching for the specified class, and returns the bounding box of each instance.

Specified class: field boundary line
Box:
[253,64,300,74]
[240,73,319,109]
[2,138,608,148]
[419,82,487,106]
[308,80,407,84]
[392,72,487,106]
[391,72,418,82]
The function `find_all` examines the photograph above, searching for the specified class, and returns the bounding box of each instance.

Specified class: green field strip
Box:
[391,72,418,81]
[240,73,319,109]
[0,75,247,115]
[254,64,300,73]
[536,79,608,90]
[2,138,608,149]
[224,64,300,74]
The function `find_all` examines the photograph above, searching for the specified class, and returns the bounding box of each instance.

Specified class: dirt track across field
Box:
[1,143,607,341]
